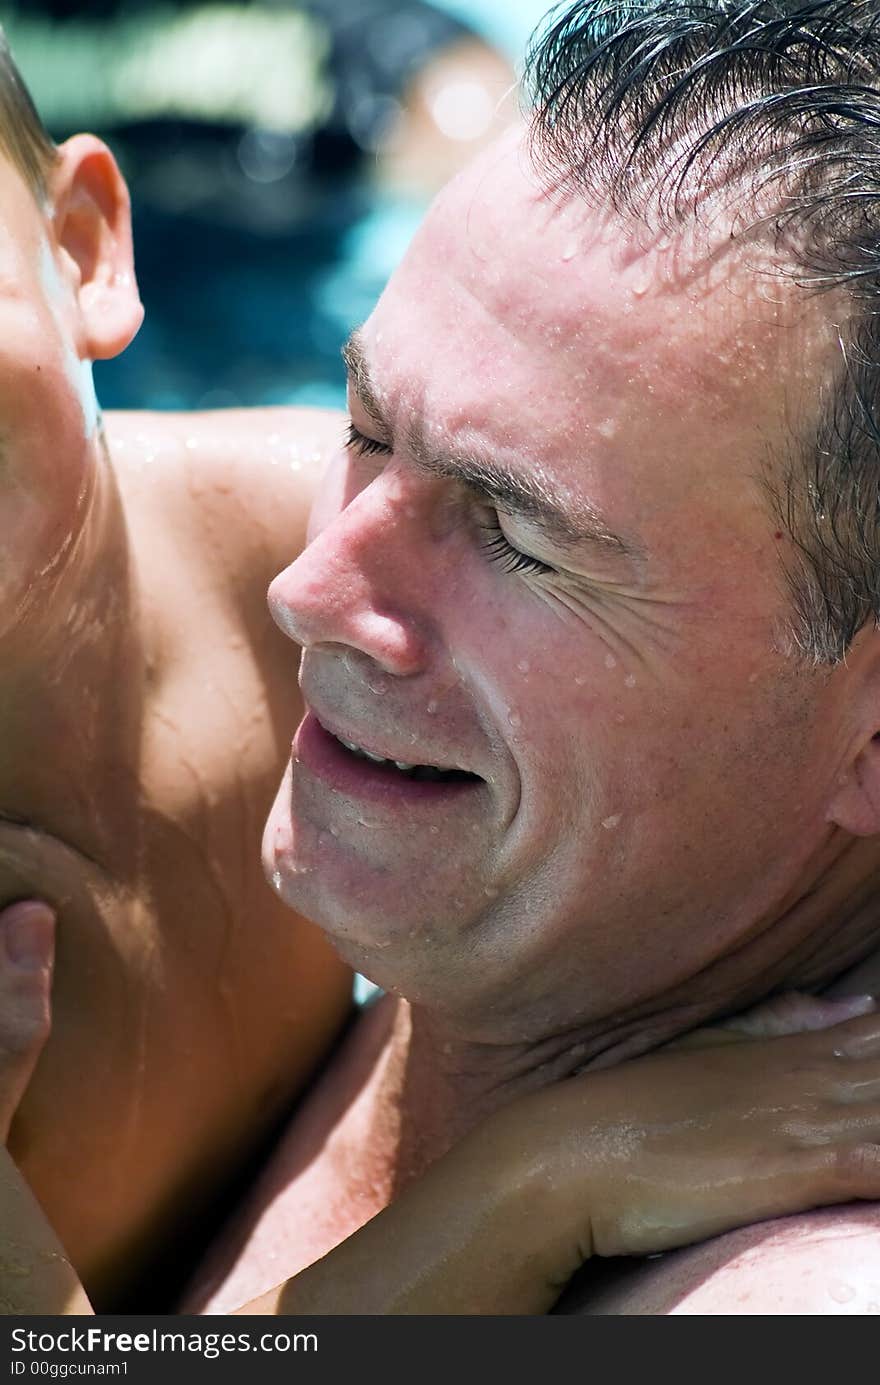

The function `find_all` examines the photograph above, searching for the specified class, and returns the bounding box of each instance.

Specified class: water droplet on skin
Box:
[604,653,617,670]
[517,659,531,674]
[368,678,388,695]
[624,673,637,688]
[507,710,522,728]
[574,674,587,686]
[426,700,439,715]
[271,870,282,892]
[329,825,339,837]
[185,436,197,451]
[828,1281,856,1304]
[429,824,440,834]
[602,813,622,830]
[561,240,578,262]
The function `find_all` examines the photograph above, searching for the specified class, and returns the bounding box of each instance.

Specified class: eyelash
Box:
[476,522,554,577]
[344,420,554,578]
[345,420,391,457]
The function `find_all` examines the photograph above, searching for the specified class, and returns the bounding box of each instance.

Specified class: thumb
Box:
[0,901,56,1143]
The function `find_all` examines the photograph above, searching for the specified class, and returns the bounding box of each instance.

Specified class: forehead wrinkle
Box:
[344,328,644,565]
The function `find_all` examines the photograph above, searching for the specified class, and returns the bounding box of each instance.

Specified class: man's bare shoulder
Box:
[106,406,343,596]
[559,1204,880,1315]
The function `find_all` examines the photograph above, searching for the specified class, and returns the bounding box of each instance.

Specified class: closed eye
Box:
[345,420,392,458]
[477,519,555,577]
[346,420,554,577]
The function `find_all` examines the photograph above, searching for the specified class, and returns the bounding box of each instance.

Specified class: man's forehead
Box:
[367,132,840,458]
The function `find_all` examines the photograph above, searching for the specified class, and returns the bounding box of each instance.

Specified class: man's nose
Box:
[267,471,432,677]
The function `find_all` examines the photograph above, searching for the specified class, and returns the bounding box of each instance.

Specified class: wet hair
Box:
[526,0,880,663]
[0,29,57,202]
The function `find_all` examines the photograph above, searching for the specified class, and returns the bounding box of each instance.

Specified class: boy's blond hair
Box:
[0,30,56,200]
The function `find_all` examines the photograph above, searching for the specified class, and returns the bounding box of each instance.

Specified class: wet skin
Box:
[191,127,880,1312]
[0,143,352,1307]
[264,127,880,1051]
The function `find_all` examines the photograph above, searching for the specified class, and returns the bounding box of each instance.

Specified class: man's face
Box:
[265,130,853,1041]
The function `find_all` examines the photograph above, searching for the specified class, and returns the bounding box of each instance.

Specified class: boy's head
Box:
[0,30,56,202]
[0,30,143,633]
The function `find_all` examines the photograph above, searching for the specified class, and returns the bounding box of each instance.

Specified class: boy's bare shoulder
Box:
[105,406,343,600]
[560,1204,880,1315]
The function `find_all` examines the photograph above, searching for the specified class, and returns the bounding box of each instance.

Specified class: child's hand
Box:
[0,901,54,1143]
[496,994,880,1279]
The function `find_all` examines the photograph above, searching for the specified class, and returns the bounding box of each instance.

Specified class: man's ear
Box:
[827,630,880,836]
[827,730,880,837]
[49,133,144,360]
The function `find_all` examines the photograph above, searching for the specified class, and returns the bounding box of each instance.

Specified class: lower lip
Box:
[293,711,481,807]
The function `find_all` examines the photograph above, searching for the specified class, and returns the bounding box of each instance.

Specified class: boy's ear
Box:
[49,133,144,360]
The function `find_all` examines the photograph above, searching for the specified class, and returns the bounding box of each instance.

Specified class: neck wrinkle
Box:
[378,839,880,1192]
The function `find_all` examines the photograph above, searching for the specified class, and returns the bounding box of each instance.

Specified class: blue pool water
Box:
[84,1,554,414]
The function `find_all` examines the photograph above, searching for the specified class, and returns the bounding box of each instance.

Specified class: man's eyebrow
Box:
[341,330,642,563]
[342,331,389,434]
[408,434,641,560]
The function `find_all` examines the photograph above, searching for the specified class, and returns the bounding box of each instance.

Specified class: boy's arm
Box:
[3,900,878,1317]
[0,1151,92,1315]
[0,903,90,1315]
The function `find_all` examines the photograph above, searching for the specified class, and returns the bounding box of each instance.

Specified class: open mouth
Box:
[331,733,475,783]
[294,712,482,802]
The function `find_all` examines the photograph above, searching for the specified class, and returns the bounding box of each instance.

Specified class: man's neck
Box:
[367,840,880,1195]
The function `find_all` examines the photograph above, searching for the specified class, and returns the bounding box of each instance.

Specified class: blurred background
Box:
[4,1,554,410]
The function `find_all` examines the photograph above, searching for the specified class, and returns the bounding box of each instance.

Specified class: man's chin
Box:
[261,760,502,999]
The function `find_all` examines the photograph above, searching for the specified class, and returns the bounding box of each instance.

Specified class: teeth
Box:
[332,729,467,781]
[339,736,388,764]
[337,733,405,766]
